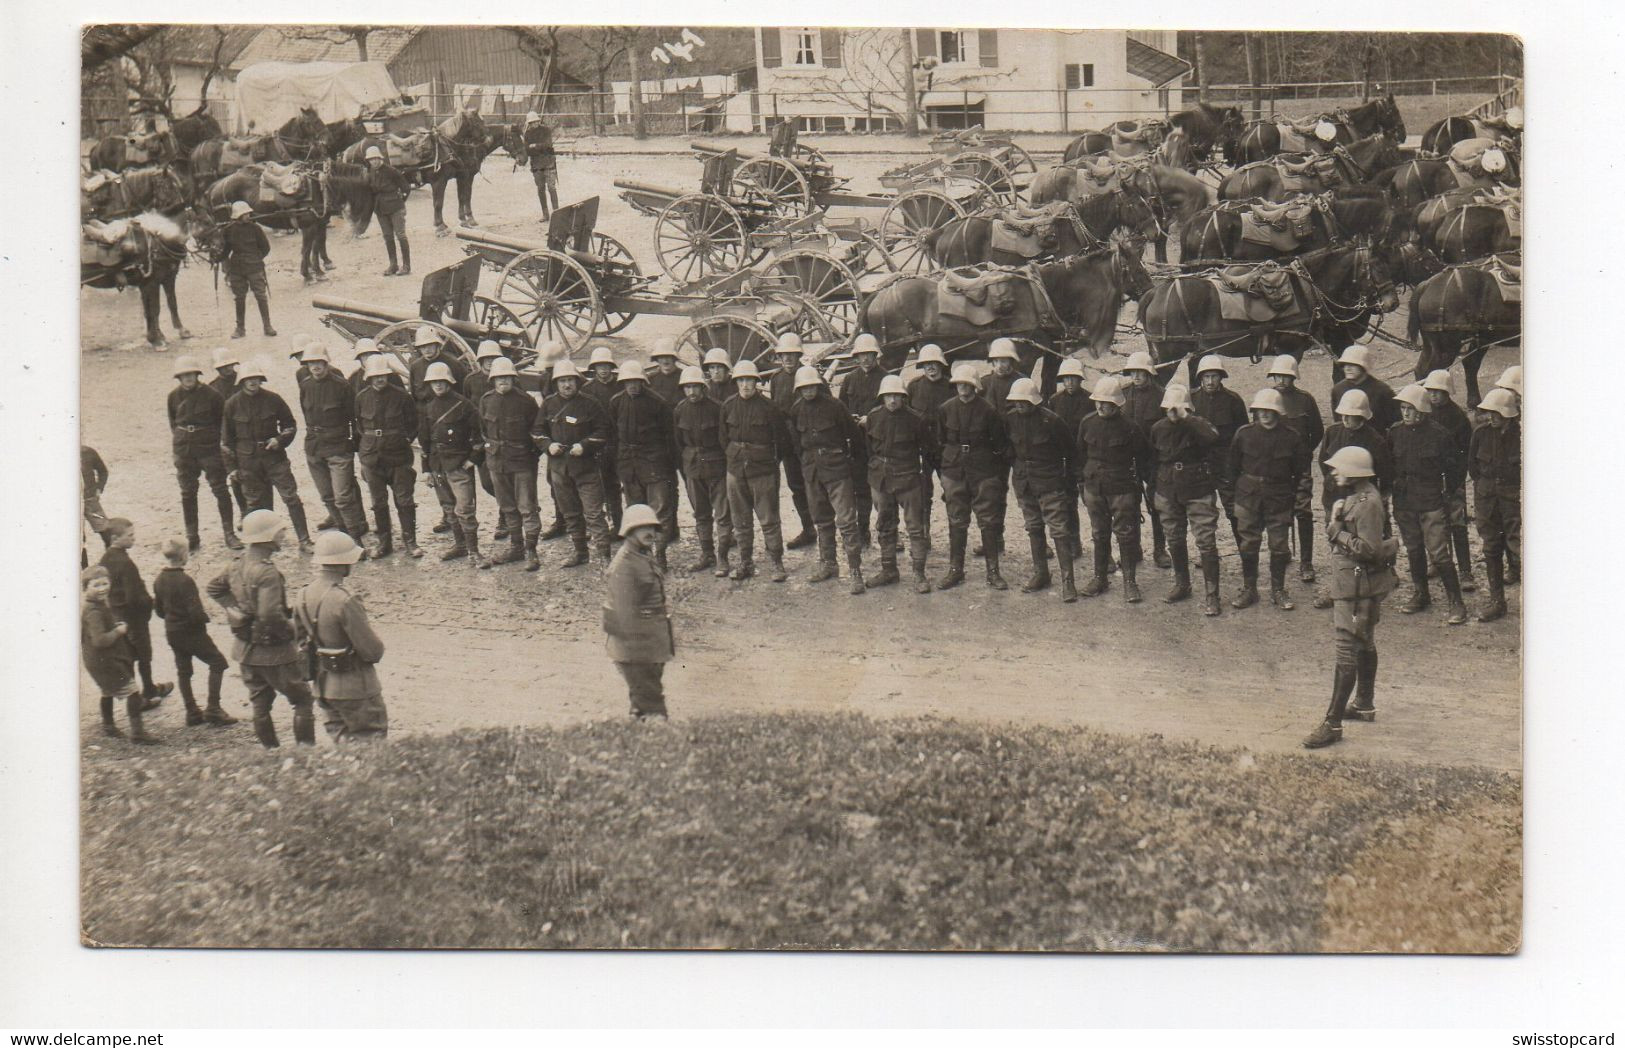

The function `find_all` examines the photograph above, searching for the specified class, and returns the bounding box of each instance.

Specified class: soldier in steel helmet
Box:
[1005,377,1079,602]
[419,360,484,563]
[1389,384,1469,625]
[787,363,867,593]
[296,531,389,741]
[935,363,1011,591]
[1149,384,1224,615]
[765,332,819,549]
[608,360,679,570]
[478,356,542,569]
[602,504,675,720]
[1076,376,1147,602]
[867,372,940,594]
[1471,387,1521,622]
[1266,354,1324,584]
[1228,389,1311,611]
[1118,351,1170,569]
[672,364,734,577]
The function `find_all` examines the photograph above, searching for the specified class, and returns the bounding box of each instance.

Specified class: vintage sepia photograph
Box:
[75,23,1522,953]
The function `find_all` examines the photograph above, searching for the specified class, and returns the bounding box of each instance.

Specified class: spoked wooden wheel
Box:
[732,155,813,218]
[372,319,476,376]
[880,187,966,274]
[495,248,603,355]
[674,315,779,368]
[763,248,863,345]
[655,193,750,284]
[944,150,1021,207]
[590,232,641,334]
[999,143,1039,178]
[470,295,526,341]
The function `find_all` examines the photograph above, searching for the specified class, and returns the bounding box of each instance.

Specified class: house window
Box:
[789,28,820,67]
[1065,63,1095,89]
[938,30,968,64]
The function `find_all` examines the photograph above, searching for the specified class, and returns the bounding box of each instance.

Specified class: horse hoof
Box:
[435,227,450,238]
[174,329,192,340]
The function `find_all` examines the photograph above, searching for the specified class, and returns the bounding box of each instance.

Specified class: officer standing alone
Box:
[297,531,390,741]
[603,504,674,720]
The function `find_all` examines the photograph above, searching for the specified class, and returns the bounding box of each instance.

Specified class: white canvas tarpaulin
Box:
[233,61,401,133]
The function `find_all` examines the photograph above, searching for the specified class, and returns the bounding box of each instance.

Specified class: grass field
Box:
[81,713,1520,952]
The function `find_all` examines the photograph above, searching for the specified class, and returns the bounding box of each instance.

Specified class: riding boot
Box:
[383,237,398,276]
[202,666,236,725]
[1440,560,1468,625]
[293,706,316,746]
[1122,561,1143,603]
[1231,552,1260,609]
[463,529,480,567]
[216,494,242,549]
[126,694,161,746]
[400,507,423,558]
[808,530,839,583]
[539,514,566,541]
[181,496,201,551]
[1401,554,1431,613]
[767,542,788,583]
[1151,509,1170,569]
[1297,515,1317,582]
[1164,543,1191,603]
[232,298,247,339]
[1452,525,1477,592]
[1304,664,1359,748]
[256,295,276,337]
[441,523,469,561]
[1021,533,1051,593]
[524,537,541,572]
[1478,556,1508,622]
[847,549,867,595]
[1348,649,1378,721]
[912,555,932,595]
[714,534,734,578]
[433,509,453,535]
[100,695,124,739]
[858,516,872,552]
[371,505,393,558]
[983,529,1008,590]
[1080,545,1110,598]
[787,490,815,549]
[398,237,411,276]
[937,527,967,590]
[869,539,899,588]
[1505,546,1521,586]
[1200,551,1222,617]
[286,501,312,551]
[561,535,590,568]
[1269,553,1295,610]
[731,549,755,581]
[252,710,280,749]
[690,530,717,573]
[1057,538,1077,602]
[178,676,205,726]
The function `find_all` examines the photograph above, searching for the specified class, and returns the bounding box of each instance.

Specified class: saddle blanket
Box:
[1272,154,1335,194]
[81,220,138,268]
[990,220,1046,258]
[382,131,434,168]
[1072,158,1122,197]
[1240,201,1316,249]
[937,268,1022,326]
[1481,253,1522,303]
[1209,264,1300,322]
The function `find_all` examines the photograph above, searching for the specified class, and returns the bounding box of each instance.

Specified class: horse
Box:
[1373,157,1462,231]
[201,163,336,283]
[323,116,371,159]
[1417,200,1519,264]
[1140,242,1400,388]
[1166,102,1245,161]
[1178,186,1395,264]
[1336,94,1407,143]
[857,239,1154,392]
[1218,134,1403,202]
[80,211,196,347]
[188,107,331,186]
[923,205,1101,268]
[338,110,509,235]
[1408,261,1520,405]
[86,127,176,174]
[81,164,194,221]
[1029,162,1210,262]
[1420,114,1520,157]
[1025,172,1161,245]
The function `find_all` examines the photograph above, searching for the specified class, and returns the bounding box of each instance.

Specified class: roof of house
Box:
[231,26,422,70]
[147,25,261,67]
[1125,36,1191,88]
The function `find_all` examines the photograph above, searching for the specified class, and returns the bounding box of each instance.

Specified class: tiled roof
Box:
[231,26,421,69]
[1125,36,1191,88]
[147,25,261,66]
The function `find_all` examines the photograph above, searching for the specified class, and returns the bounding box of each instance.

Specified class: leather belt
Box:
[365,429,402,438]
[173,424,208,433]
[959,444,973,452]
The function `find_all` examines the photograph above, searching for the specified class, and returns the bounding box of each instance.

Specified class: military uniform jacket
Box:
[1191,385,1249,448]
[1077,411,1144,495]
[1320,423,1393,494]
[1277,386,1325,453]
[765,367,799,413]
[1326,481,1398,600]
[582,377,618,417]
[367,162,409,214]
[463,368,492,404]
[537,391,612,476]
[1230,423,1309,501]
[208,374,239,402]
[789,391,864,477]
[1469,420,1521,498]
[674,394,727,476]
[221,220,269,276]
[167,383,225,455]
[419,390,484,469]
[152,566,210,637]
[982,369,1020,413]
[839,366,887,422]
[297,575,386,700]
[866,403,939,492]
[937,395,1009,478]
[354,384,419,469]
[351,368,406,396]
[1122,378,1166,465]
[81,446,108,494]
[480,388,540,472]
[648,367,683,406]
[299,372,357,458]
[1006,407,1077,494]
[409,353,468,403]
[293,363,314,390]
[1150,414,1221,502]
[1389,419,1458,513]
[523,123,557,171]
[1431,399,1472,488]
[1047,388,1093,437]
[1333,374,1399,431]
[100,547,153,621]
[220,389,297,469]
[719,393,789,480]
[206,551,298,666]
[706,378,732,404]
[602,542,674,664]
[608,390,677,475]
[908,374,955,415]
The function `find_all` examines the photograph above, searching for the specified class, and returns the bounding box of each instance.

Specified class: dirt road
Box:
[78,145,1522,773]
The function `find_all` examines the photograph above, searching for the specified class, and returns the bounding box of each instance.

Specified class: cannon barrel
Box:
[690,141,759,159]
[613,178,686,199]
[311,295,507,342]
[454,227,544,253]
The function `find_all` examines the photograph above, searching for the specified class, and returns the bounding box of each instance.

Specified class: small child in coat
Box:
[81,566,157,744]
[99,518,174,702]
[152,538,238,727]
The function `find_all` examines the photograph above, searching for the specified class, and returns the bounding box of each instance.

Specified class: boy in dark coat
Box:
[152,538,238,726]
[82,566,155,743]
[99,518,173,703]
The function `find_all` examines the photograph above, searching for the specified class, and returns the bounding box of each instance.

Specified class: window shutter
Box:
[915,29,937,60]
[821,28,842,68]
[1065,64,1080,90]
[1083,63,1094,87]
[978,29,998,67]
[761,28,781,69]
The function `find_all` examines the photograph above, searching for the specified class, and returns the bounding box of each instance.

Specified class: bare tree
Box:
[1192,32,1209,102]
[82,25,165,70]
[510,27,561,112]
[899,29,920,137]
[279,25,377,63]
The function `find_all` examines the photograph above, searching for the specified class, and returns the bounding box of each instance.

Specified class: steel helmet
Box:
[1481,148,1507,174]
[988,337,1019,361]
[1090,375,1126,406]
[1122,351,1155,374]
[550,357,581,380]
[1423,369,1454,394]
[618,503,662,537]
[288,336,308,359]
[792,365,824,391]
[476,339,504,361]
[1394,384,1432,414]
[1249,389,1285,414]
[588,346,616,368]
[365,146,385,162]
[362,354,394,379]
[1337,345,1372,372]
[702,348,733,370]
[1335,389,1373,419]
[1496,365,1523,397]
[774,331,804,355]
[1324,446,1376,478]
[678,364,706,387]
[312,529,363,566]
[488,357,519,379]
[1266,354,1299,378]
[1006,377,1043,405]
[732,358,761,380]
[239,358,270,382]
[533,340,569,369]
[302,342,331,365]
[878,374,908,398]
[1057,357,1086,380]
[1503,106,1524,130]
[650,338,679,360]
[1315,119,1338,143]
[950,363,981,390]
[172,356,203,378]
[229,201,253,219]
[414,326,444,348]
[917,344,947,367]
[852,333,880,355]
[424,361,455,385]
[1479,388,1520,418]
[1196,355,1228,377]
[353,338,380,359]
[239,509,286,545]
[525,110,541,124]
[1161,384,1193,411]
[211,347,239,370]
[617,359,647,383]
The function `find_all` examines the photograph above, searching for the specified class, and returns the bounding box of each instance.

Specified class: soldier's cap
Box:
[852,332,880,355]
[424,361,456,386]
[1122,351,1156,374]
[238,358,270,382]
[550,357,581,381]
[702,348,733,370]
[313,529,363,566]
[1249,388,1285,414]
[229,201,253,219]
[1007,377,1043,405]
[1266,354,1299,378]
[1323,445,1375,478]
[1334,388,1373,419]
[617,359,648,383]
[365,146,385,162]
[950,363,981,390]
[1090,375,1126,406]
[1336,345,1372,371]
[1196,355,1228,377]
[589,346,616,368]
[414,326,444,348]
[303,343,331,365]
[774,331,804,355]
[1496,365,1523,397]
[362,355,394,379]
[1479,388,1519,418]
[488,357,519,379]
[211,347,240,370]
[793,365,823,391]
[732,358,762,380]
[240,509,286,544]
[353,338,380,359]
[1394,384,1432,414]
[476,339,504,361]
[1161,384,1193,411]
[1422,369,1455,394]
[172,356,203,378]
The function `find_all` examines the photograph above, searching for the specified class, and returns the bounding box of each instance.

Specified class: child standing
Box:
[99,518,174,703]
[152,538,239,727]
[81,566,157,743]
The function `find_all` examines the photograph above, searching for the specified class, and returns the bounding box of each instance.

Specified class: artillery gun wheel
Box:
[944,150,1021,207]
[590,232,641,334]
[764,247,863,346]
[879,188,966,275]
[494,248,603,356]
[732,155,813,218]
[655,193,750,284]
[372,319,477,377]
[470,295,525,338]
[1000,143,1039,179]
[674,315,779,369]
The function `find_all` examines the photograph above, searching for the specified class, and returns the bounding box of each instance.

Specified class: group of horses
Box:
[82,103,514,344]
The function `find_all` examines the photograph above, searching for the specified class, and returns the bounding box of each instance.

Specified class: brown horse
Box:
[1373,157,1463,236]
[88,105,223,174]
[1219,134,1403,202]
[857,240,1153,391]
[1030,163,1210,262]
[82,165,194,221]
[1408,260,1520,405]
[1418,201,1519,264]
[1420,114,1520,157]
[1178,187,1395,264]
[80,211,196,346]
[1166,102,1245,161]
[923,205,1101,268]
[1141,242,1400,388]
[338,110,509,235]
[188,107,330,187]
[201,164,335,283]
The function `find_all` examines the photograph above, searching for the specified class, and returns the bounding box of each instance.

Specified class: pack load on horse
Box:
[1061,119,1169,163]
[1419,105,1523,157]
[1140,242,1400,387]
[1218,134,1402,203]
[1030,156,1211,262]
[1179,187,1395,264]
[1407,251,1521,406]
[1444,138,1518,188]
[188,107,331,187]
[922,201,1105,268]
[81,166,193,222]
[80,212,195,346]
[336,103,508,236]
[199,161,347,284]
[1164,102,1246,163]
[1413,184,1521,265]
[86,105,224,175]
[1233,95,1406,164]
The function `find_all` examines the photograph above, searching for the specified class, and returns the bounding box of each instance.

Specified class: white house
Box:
[749,28,1187,133]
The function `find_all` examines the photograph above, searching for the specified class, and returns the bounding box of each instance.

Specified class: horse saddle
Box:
[1209,263,1300,322]
[1074,157,1122,196]
[383,131,434,167]
[1273,153,1334,192]
[1241,200,1315,249]
[1479,253,1522,302]
[1447,137,1510,186]
[991,202,1067,257]
[257,163,305,204]
[220,135,271,171]
[937,267,1022,326]
[81,219,139,268]
[123,131,169,166]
